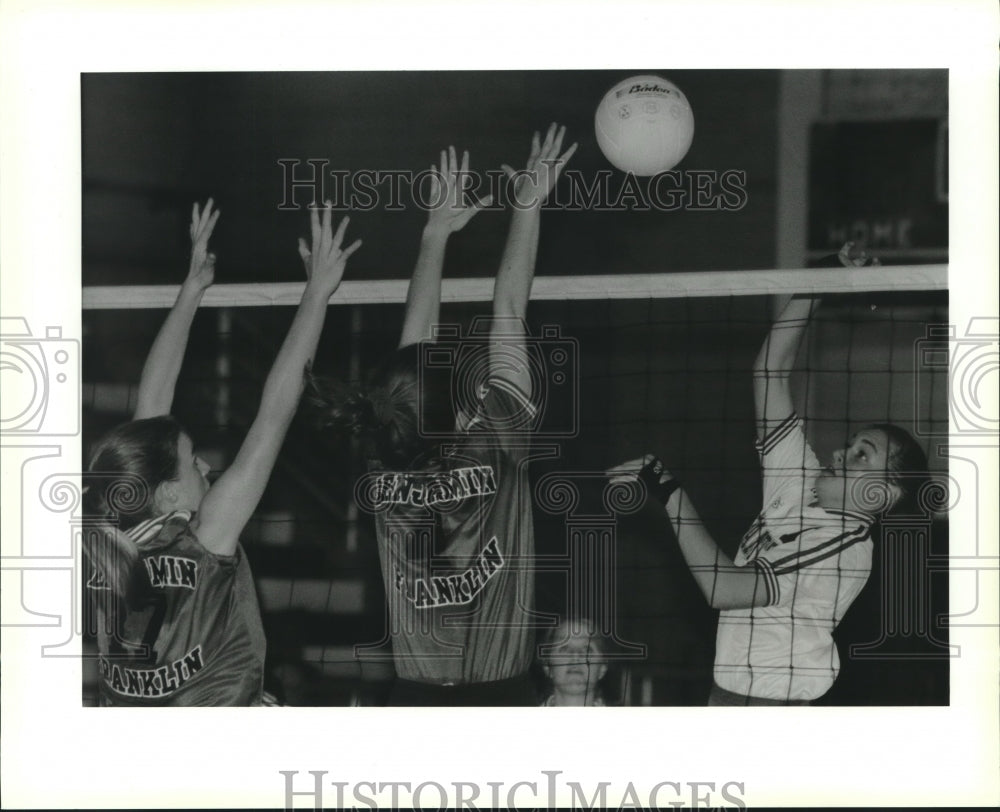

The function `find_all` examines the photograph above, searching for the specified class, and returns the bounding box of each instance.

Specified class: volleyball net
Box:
[80,264,950,705]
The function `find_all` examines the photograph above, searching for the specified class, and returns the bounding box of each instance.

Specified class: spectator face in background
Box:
[541,619,608,706]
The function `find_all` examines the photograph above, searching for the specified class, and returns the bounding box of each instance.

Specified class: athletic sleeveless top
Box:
[361,378,538,684]
[89,510,266,706]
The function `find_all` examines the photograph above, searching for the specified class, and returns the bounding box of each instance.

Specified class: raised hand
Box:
[837,241,881,267]
[195,203,359,558]
[425,146,493,235]
[297,201,362,297]
[607,454,680,507]
[502,123,578,210]
[134,198,220,418]
[187,198,220,290]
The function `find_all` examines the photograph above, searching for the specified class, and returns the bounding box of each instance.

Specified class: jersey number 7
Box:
[108,591,168,662]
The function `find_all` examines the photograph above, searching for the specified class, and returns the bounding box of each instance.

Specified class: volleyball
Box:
[594,75,695,176]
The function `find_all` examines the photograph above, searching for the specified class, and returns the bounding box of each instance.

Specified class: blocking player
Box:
[83,199,360,705]
[310,127,576,705]
[609,243,930,705]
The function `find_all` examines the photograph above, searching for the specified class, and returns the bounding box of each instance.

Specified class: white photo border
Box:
[1,0,997,808]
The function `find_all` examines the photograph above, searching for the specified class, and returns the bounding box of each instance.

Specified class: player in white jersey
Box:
[310,127,576,705]
[609,243,930,704]
[84,199,359,705]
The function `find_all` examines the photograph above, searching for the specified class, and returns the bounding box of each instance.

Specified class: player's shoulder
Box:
[128,510,194,549]
[466,377,536,429]
[133,510,236,567]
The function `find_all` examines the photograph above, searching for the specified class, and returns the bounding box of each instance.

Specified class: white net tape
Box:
[83,265,947,308]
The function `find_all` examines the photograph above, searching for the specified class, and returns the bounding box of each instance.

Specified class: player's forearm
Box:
[256,285,330,424]
[663,489,728,605]
[753,295,820,377]
[134,280,207,417]
[663,488,757,610]
[194,285,334,556]
[493,207,539,318]
[664,489,769,610]
[399,225,450,347]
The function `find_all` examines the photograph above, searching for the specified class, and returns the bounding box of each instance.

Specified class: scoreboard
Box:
[808,118,948,263]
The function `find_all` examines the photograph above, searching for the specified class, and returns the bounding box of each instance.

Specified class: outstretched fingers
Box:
[191,199,206,236]
[331,212,350,252]
[541,122,559,158]
[546,137,578,186]
[526,130,542,170]
[542,125,575,166]
[503,124,575,207]
[190,198,219,243]
[558,140,578,166]
[447,146,460,204]
[541,127,576,191]
[300,206,361,295]
[320,200,333,252]
[205,208,221,236]
[309,204,321,257]
[297,237,311,274]
[454,193,494,229]
[186,198,221,287]
[340,237,363,260]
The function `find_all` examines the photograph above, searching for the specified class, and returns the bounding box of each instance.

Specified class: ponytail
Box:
[305,373,383,438]
[305,344,451,470]
[81,472,148,601]
[80,519,138,603]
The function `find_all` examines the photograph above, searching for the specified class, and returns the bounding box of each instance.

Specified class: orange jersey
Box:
[89,511,266,706]
[362,379,539,684]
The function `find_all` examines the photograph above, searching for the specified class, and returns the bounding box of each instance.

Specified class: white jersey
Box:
[714,413,873,701]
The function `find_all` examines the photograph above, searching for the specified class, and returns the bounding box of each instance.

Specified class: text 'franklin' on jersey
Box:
[392,536,505,609]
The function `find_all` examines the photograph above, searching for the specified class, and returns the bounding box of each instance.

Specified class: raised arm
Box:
[398,147,491,349]
[752,294,818,440]
[491,124,576,395]
[134,199,220,419]
[753,242,876,439]
[608,456,770,610]
[193,204,361,556]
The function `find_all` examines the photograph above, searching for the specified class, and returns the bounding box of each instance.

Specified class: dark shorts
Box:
[387,673,536,706]
[708,682,813,706]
